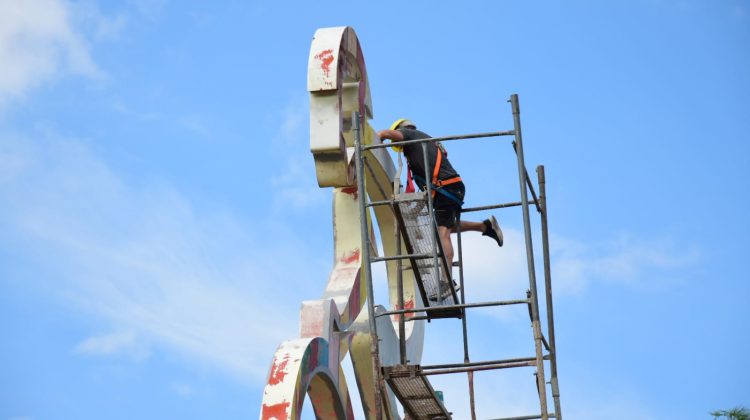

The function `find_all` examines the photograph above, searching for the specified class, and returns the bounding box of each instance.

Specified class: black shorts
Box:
[433,182,465,229]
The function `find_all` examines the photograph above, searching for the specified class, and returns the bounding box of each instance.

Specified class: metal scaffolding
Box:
[353,94,563,420]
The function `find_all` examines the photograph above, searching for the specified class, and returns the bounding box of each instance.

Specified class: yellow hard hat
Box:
[390,118,415,130]
[387,118,415,152]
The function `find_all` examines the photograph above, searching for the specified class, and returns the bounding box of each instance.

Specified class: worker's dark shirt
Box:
[399,128,460,188]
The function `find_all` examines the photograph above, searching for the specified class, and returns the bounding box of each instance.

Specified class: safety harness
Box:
[409,142,464,205]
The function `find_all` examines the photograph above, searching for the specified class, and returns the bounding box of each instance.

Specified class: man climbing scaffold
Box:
[378,119,505,293]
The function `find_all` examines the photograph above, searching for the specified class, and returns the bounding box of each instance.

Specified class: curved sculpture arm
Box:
[260,337,354,420]
[309,26,372,187]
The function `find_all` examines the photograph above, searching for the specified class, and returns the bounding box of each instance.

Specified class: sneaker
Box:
[482,215,504,247]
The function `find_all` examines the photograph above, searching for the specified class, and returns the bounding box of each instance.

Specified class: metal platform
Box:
[383,365,451,420]
[392,192,461,319]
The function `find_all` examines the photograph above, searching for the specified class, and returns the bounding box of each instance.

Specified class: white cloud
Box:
[0,131,309,383]
[94,13,128,40]
[0,0,101,107]
[111,100,159,121]
[172,382,194,398]
[461,229,530,300]
[455,226,697,314]
[270,94,327,211]
[75,331,149,361]
[130,0,168,21]
[549,232,698,294]
[279,95,308,145]
[70,1,129,41]
[178,114,209,136]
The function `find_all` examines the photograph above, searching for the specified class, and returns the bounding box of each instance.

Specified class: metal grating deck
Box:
[383,365,451,420]
[393,192,461,319]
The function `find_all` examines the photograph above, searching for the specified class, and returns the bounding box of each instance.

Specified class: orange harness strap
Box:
[430,144,462,196]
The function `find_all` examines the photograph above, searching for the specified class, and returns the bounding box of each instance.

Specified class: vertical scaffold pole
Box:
[510,94,549,419]
[537,165,562,420]
[396,207,407,365]
[353,111,384,419]
[455,211,477,420]
[394,155,407,365]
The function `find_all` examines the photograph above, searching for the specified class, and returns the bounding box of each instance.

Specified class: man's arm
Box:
[378,129,404,142]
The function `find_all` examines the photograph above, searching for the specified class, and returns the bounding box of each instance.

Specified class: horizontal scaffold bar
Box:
[421,356,544,370]
[371,253,434,263]
[376,299,530,318]
[369,197,537,213]
[362,130,516,151]
[421,361,535,375]
[418,354,551,376]
[486,414,557,420]
[461,200,538,213]
[367,195,425,207]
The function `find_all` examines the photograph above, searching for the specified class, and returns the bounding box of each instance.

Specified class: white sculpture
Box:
[260,26,428,420]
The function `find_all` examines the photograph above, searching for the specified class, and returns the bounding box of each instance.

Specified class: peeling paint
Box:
[268,354,290,385]
[261,401,290,420]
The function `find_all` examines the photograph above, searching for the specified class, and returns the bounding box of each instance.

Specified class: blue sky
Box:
[1,0,748,419]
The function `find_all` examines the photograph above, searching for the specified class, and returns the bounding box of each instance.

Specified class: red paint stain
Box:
[315,49,334,77]
[268,354,289,385]
[340,249,360,264]
[340,186,358,198]
[403,298,415,319]
[392,298,416,322]
[261,401,291,420]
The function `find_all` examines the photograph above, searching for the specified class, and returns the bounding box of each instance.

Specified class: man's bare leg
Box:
[438,225,454,270]
[444,221,489,264]
[451,220,486,234]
